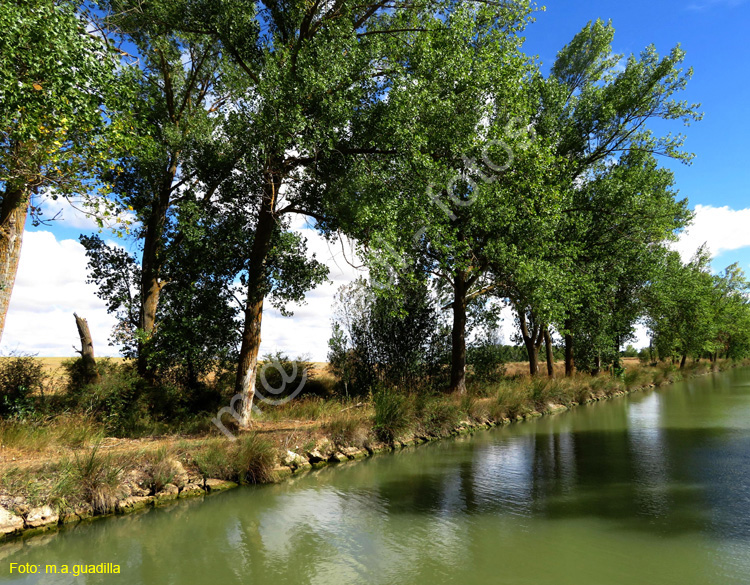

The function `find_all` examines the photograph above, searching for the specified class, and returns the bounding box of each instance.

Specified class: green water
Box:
[3,368,750,585]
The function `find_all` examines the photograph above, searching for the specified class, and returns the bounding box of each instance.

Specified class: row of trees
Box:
[3,1,749,424]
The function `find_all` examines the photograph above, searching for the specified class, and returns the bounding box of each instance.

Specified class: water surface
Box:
[2,368,750,584]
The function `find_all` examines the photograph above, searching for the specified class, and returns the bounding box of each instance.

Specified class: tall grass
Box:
[70,443,123,514]
[192,435,276,484]
[324,411,369,448]
[416,397,459,437]
[373,390,412,443]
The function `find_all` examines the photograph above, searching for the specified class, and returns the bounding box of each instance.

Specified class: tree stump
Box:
[74,313,100,384]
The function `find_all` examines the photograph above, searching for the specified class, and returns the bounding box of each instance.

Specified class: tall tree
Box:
[646,248,717,367]
[94,1,235,377]
[346,1,547,393]
[0,0,119,340]
[537,19,701,374]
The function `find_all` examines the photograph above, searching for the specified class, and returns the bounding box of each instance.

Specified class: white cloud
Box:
[2,231,119,357]
[259,228,367,361]
[673,204,750,262]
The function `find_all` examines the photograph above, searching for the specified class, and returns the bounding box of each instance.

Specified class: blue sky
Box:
[4,0,750,358]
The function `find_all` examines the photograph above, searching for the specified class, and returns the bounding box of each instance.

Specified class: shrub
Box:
[65,360,146,435]
[468,342,507,384]
[373,389,412,444]
[256,352,312,400]
[0,353,45,418]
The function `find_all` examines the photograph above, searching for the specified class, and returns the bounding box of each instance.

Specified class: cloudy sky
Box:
[3,0,749,360]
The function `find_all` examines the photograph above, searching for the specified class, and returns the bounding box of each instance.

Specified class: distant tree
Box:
[710,263,750,361]
[646,248,717,367]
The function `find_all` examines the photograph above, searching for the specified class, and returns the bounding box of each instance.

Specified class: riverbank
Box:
[1,359,746,542]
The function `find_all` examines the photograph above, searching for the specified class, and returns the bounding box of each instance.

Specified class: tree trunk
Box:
[613,334,621,369]
[449,270,468,394]
[0,186,30,342]
[517,306,544,376]
[137,159,178,379]
[564,324,574,377]
[680,353,687,369]
[235,171,281,427]
[592,354,601,376]
[544,328,555,378]
[74,313,100,384]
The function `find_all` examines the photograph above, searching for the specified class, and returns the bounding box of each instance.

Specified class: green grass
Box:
[373,390,412,443]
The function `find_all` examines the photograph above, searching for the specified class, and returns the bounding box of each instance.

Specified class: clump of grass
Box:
[70,443,123,514]
[142,447,177,494]
[529,378,550,410]
[623,368,644,389]
[460,394,489,422]
[589,375,622,397]
[372,389,412,444]
[652,368,667,386]
[324,411,368,448]
[417,397,460,437]
[234,434,276,484]
[192,435,276,484]
[573,383,592,403]
[495,384,531,419]
[192,440,234,480]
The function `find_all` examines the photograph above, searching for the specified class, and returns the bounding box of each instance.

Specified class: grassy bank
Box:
[1,357,747,539]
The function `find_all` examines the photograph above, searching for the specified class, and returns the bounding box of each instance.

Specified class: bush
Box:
[467,341,508,384]
[256,352,312,399]
[0,353,45,418]
[65,360,146,435]
[373,389,412,444]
